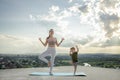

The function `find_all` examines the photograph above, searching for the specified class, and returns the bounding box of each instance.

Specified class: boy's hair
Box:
[70,47,75,50]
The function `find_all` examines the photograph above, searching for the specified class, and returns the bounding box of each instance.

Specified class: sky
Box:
[0,0,120,54]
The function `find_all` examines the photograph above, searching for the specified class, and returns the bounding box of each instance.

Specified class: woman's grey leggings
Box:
[39,47,56,73]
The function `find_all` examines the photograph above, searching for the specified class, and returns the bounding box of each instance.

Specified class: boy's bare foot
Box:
[74,72,76,75]
[48,61,51,67]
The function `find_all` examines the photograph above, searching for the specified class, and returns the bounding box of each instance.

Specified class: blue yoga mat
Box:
[29,72,86,76]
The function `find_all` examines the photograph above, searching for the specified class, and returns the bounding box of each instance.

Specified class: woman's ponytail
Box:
[47,35,50,39]
[47,29,53,39]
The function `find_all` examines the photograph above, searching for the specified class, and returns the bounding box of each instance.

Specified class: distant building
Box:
[83,63,91,67]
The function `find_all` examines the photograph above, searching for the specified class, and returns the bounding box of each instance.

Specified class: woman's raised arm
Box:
[39,38,48,47]
[56,38,64,47]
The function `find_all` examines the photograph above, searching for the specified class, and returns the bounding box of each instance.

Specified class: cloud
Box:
[78,4,88,13]
[0,34,41,54]
[100,0,120,9]
[49,5,60,12]
[29,14,36,21]
[68,0,73,3]
[75,0,120,44]
[0,34,20,40]
[1,0,120,54]
[97,0,120,38]
[99,13,120,38]
[76,0,120,38]
[101,36,120,47]
[29,0,120,49]
[68,4,80,13]
[61,35,94,47]
[87,36,120,48]
[29,5,73,38]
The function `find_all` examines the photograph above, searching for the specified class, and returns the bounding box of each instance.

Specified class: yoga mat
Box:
[29,72,86,76]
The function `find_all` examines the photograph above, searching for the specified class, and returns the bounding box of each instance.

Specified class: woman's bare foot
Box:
[48,61,51,67]
[49,72,53,75]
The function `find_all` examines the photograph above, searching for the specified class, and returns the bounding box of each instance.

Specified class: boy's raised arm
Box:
[69,49,72,56]
[76,45,79,52]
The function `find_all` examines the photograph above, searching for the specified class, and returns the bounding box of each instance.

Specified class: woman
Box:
[38,29,64,75]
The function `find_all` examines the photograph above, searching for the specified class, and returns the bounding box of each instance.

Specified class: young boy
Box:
[69,45,79,75]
